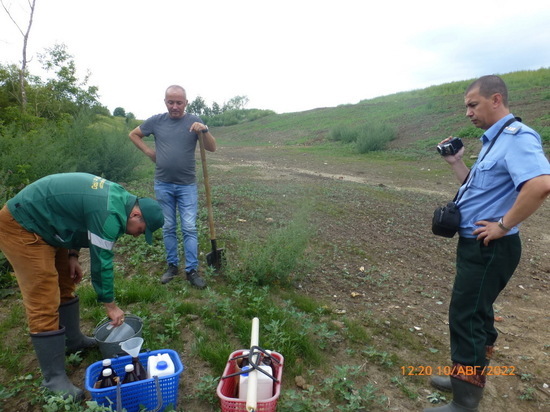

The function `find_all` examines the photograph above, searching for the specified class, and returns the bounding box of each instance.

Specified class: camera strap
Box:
[454,116,519,204]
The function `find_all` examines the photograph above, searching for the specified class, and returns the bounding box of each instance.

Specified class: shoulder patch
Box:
[504,124,522,135]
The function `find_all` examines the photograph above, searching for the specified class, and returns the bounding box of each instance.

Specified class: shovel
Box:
[198,131,225,270]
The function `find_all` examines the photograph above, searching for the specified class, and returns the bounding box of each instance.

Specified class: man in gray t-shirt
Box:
[129,85,217,288]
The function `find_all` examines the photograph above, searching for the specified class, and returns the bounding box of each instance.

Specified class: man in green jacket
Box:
[0,173,164,400]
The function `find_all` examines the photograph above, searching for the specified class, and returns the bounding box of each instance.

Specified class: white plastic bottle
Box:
[147,353,175,378]
[238,364,274,400]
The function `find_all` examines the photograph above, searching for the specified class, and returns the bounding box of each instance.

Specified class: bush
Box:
[226,206,312,286]
[329,125,359,144]
[355,122,397,153]
[0,111,142,200]
[62,112,142,182]
[203,108,275,127]
[330,122,397,153]
[0,122,68,198]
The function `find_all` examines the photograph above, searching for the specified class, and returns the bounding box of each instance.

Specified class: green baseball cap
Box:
[137,198,164,244]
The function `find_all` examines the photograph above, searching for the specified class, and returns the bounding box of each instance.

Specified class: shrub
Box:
[0,111,142,198]
[329,125,359,143]
[226,206,312,286]
[356,122,397,153]
[330,122,397,152]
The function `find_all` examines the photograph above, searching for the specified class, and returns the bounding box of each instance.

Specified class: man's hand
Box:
[68,256,83,284]
[472,220,507,246]
[438,136,469,183]
[104,301,126,327]
[189,121,208,134]
[438,137,465,165]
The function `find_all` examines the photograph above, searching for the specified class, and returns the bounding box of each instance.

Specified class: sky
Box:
[1,0,549,120]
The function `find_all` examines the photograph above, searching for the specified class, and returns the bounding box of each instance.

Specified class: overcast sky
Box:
[1,0,549,119]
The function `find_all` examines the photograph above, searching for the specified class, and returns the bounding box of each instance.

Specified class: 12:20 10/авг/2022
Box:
[400,365,516,376]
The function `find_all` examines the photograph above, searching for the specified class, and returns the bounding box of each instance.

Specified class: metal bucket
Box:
[94,314,143,358]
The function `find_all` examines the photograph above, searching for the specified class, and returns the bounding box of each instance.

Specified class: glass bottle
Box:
[132,356,148,381]
[122,363,140,384]
[98,368,117,388]
[95,359,119,388]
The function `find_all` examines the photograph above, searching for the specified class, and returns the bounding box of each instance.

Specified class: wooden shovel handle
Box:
[198,131,216,240]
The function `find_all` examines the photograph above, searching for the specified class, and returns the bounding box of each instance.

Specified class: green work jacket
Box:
[7,173,137,303]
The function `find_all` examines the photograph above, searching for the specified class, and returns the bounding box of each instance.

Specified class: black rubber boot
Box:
[430,374,453,392]
[31,328,84,400]
[424,378,483,411]
[58,296,97,353]
[430,346,493,393]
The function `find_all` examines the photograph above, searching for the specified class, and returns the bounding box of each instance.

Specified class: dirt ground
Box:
[204,144,550,411]
[1,142,548,411]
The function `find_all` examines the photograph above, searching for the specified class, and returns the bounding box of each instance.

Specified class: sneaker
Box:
[186,269,206,289]
[161,264,178,284]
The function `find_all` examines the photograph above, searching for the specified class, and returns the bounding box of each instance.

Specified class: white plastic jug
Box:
[238,364,274,400]
[147,353,175,378]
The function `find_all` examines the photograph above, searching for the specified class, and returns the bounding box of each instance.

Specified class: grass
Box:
[0,68,548,410]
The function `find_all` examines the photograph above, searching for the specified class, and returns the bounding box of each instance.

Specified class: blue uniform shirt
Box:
[456,114,550,238]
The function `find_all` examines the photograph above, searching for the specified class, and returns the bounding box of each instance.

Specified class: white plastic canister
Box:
[146,353,175,378]
[238,364,274,400]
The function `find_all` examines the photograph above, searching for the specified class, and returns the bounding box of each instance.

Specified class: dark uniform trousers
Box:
[449,234,521,370]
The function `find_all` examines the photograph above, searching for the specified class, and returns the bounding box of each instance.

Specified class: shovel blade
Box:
[206,248,225,270]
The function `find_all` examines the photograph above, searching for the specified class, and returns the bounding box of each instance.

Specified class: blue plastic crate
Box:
[85,349,184,412]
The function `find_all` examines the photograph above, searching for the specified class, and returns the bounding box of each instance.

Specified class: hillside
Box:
[213,68,550,151]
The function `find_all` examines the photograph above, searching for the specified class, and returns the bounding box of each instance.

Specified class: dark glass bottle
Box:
[99,368,117,388]
[122,363,140,384]
[132,356,148,381]
[95,359,119,388]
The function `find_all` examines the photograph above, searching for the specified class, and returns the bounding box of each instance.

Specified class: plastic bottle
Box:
[238,364,274,400]
[132,356,148,381]
[122,363,140,384]
[95,359,119,388]
[147,353,175,378]
[98,368,118,388]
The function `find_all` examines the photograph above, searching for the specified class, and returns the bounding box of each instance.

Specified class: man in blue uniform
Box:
[426,75,550,411]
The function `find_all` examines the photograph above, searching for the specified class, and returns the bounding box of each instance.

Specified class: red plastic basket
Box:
[217,349,284,412]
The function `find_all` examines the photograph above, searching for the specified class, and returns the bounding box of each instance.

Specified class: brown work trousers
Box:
[0,205,76,333]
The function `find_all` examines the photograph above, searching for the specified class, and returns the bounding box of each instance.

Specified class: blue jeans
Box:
[154,180,198,272]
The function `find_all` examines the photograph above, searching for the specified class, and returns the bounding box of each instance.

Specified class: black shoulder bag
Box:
[432,117,518,238]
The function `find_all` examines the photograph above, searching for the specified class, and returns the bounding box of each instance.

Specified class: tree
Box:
[211,101,221,115]
[187,95,207,116]
[1,0,37,111]
[113,107,126,117]
[223,95,249,111]
[36,43,100,118]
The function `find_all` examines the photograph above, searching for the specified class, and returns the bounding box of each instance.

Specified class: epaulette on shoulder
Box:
[504,122,522,135]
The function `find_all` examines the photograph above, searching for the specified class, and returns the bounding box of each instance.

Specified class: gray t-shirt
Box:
[139,113,203,185]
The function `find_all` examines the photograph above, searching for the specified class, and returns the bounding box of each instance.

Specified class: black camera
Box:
[437,137,463,156]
